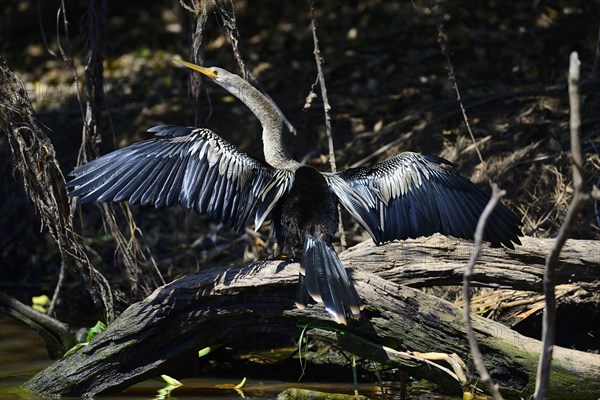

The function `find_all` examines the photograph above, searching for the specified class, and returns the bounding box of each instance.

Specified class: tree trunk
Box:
[22,236,600,399]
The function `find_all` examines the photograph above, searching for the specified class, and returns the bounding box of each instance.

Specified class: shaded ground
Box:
[1,0,599,385]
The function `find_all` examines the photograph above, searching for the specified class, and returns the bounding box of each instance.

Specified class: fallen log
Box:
[343,235,599,291]
[22,236,600,399]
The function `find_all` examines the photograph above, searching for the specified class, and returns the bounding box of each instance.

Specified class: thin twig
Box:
[185,0,208,127]
[67,0,162,303]
[37,0,57,57]
[55,0,84,119]
[309,2,334,171]
[216,0,248,79]
[179,0,195,13]
[429,12,509,394]
[47,259,65,317]
[591,27,600,79]
[213,0,296,135]
[78,0,106,164]
[54,0,106,315]
[568,54,584,190]
[463,184,506,400]
[534,51,590,400]
[308,0,346,249]
[427,1,490,184]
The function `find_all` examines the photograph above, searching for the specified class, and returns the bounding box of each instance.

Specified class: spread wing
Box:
[67,125,294,232]
[331,152,522,248]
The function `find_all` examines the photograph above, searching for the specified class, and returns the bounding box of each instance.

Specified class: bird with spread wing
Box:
[68,60,522,324]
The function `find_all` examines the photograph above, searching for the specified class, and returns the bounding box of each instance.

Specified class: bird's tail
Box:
[296,233,362,324]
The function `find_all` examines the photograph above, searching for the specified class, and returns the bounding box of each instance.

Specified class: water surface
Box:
[1,315,457,399]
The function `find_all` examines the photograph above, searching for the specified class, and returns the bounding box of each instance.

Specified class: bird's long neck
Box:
[225,75,300,170]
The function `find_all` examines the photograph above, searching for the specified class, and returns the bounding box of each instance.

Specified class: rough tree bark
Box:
[22,236,600,399]
[341,235,599,292]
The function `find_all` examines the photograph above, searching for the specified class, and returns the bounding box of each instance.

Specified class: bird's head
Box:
[173,58,288,150]
[174,59,220,79]
[174,59,249,97]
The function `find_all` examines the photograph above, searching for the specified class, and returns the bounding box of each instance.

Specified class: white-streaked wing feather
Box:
[330,152,522,248]
[68,125,293,232]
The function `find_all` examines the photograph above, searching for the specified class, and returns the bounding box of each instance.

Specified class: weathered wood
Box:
[342,235,599,291]
[23,236,600,399]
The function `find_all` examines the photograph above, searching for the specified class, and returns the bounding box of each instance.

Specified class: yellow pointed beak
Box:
[173,59,218,79]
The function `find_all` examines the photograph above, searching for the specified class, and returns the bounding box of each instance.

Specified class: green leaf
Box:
[63,321,107,357]
[31,295,50,313]
[198,346,212,358]
[160,375,182,386]
[32,295,50,306]
[233,377,246,389]
[64,342,89,357]
[85,321,107,342]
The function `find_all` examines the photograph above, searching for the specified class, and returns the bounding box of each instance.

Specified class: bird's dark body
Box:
[273,166,338,254]
[271,166,362,320]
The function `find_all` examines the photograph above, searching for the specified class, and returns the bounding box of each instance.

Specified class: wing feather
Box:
[68,125,294,232]
[331,152,522,247]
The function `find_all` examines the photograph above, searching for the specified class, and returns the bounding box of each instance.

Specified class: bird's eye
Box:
[212,69,219,77]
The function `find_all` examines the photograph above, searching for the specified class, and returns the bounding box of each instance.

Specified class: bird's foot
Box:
[249,252,298,269]
[270,249,299,263]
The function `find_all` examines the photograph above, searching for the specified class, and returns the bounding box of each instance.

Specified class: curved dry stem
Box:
[463,184,506,400]
[534,51,590,400]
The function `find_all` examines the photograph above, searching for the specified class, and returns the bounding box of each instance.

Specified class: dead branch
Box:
[215,0,248,79]
[463,185,505,400]
[0,57,115,319]
[534,51,591,400]
[184,0,208,126]
[0,293,79,359]
[73,1,161,304]
[21,247,600,398]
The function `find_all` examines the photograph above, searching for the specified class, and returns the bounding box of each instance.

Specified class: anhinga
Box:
[68,60,522,324]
